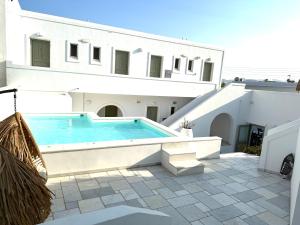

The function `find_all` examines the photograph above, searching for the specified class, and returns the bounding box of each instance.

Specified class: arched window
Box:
[97,105,123,117]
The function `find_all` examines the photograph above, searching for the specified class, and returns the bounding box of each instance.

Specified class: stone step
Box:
[161,148,196,162]
[162,156,204,176]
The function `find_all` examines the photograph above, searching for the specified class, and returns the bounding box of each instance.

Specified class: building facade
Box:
[0,0,224,122]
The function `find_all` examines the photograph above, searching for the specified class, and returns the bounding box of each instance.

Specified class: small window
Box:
[150,55,162,78]
[70,43,78,58]
[188,60,194,72]
[170,106,176,115]
[174,58,180,70]
[203,62,213,82]
[93,47,101,61]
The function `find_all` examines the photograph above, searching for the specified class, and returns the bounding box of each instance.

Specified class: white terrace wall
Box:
[291,130,300,225]
[71,93,192,123]
[248,90,300,131]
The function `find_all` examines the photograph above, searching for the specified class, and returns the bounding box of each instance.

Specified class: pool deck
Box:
[45,153,290,225]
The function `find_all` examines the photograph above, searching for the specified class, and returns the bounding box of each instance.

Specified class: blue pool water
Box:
[25,115,173,145]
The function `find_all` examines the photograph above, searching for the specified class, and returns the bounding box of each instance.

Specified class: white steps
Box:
[161,147,204,176]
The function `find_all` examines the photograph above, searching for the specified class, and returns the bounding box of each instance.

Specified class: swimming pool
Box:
[26,114,174,145]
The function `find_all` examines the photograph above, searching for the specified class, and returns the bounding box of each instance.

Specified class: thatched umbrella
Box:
[0,113,52,225]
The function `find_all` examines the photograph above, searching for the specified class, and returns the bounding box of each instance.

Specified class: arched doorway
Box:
[210,113,232,146]
[97,105,123,117]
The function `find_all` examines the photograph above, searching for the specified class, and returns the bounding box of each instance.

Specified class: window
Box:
[188,60,194,72]
[70,43,78,58]
[170,106,176,115]
[31,39,50,67]
[174,58,180,70]
[93,47,101,61]
[202,62,213,82]
[115,50,129,75]
[150,55,162,78]
[146,106,158,122]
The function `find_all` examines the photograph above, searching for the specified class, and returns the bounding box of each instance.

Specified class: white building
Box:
[0,0,224,123]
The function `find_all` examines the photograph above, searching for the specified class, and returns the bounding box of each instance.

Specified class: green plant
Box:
[240,145,262,156]
[181,119,193,129]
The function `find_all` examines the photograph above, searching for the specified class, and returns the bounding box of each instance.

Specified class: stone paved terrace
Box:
[45,153,291,225]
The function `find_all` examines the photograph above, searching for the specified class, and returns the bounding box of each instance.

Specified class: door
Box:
[146,106,158,122]
[235,125,251,152]
[31,39,50,67]
[115,50,129,75]
[150,55,162,78]
[202,62,213,81]
[105,105,118,117]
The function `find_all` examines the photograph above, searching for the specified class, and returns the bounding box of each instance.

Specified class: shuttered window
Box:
[31,39,50,67]
[115,50,129,75]
[150,55,162,78]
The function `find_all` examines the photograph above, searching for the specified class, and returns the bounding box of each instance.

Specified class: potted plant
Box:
[180,119,194,137]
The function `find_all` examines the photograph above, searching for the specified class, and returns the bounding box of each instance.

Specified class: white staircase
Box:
[161,146,204,176]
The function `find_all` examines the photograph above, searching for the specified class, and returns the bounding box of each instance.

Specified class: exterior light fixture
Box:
[31,33,43,38]
[180,54,187,58]
[206,57,211,62]
[79,39,90,43]
[194,56,201,60]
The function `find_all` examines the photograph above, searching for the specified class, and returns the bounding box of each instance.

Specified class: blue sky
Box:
[19,0,300,78]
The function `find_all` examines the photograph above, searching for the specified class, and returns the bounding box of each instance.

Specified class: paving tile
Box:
[51,198,65,212]
[62,185,82,203]
[233,190,262,202]
[247,201,267,213]
[225,182,249,193]
[78,197,104,213]
[267,195,290,210]
[182,183,203,194]
[143,195,169,209]
[175,190,189,196]
[98,186,115,197]
[253,187,278,199]
[254,198,289,217]
[53,208,80,219]
[168,195,198,208]
[216,184,238,195]
[101,193,125,205]
[65,201,79,210]
[156,187,176,199]
[131,182,154,197]
[211,193,237,206]
[210,205,244,222]
[243,215,268,225]
[126,199,144,208]
[120,189,139,200]
[159,206,190,225]
[177,204,206,222]
[234,202,258,216]
[109,179,131,191]
[200,216,222,225]
[208,178,226,186]
[256,212,289,225]
[223,217,249,225]
[194,202,210,212]
[191,221,204,225]
[144,179,163,189]
[78,179,99,191]
[80,188,101,200]
[193,192,222,209]
[265,183,289,194]
[126,176,144,183]
[161,178,184,192]
[197,182,222,195]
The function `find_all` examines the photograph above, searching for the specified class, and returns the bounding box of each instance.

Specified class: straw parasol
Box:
[0,113,52,225]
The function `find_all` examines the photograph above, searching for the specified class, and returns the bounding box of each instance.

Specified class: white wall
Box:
[248,90,300,130]
[291,130,300,225]
[71,93,192,122]
[0,90,73,120]
[6,64,217,98]
[4,3,224,87]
